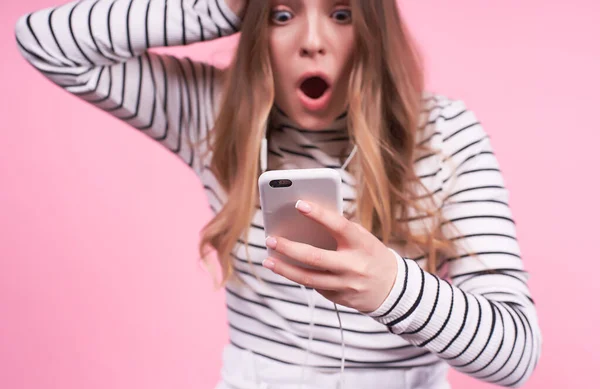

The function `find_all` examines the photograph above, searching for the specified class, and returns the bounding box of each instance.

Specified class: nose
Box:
[300,13,326,58]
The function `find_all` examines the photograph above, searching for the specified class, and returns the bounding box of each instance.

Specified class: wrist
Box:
[365,247,399,313]
[365,249,406,317]
[224,0,247,18]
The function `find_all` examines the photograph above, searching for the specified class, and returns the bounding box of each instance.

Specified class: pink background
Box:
[1,0,598,388]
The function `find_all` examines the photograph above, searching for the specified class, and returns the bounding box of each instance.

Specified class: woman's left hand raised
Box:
[262,200,399,313]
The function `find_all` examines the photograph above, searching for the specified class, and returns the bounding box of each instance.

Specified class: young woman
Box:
[15,0,542,388]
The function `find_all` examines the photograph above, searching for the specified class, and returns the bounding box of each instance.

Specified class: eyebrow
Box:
[270,0,301,7]
[270,0,350,8]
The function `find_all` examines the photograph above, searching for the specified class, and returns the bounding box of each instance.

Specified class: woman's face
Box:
[268,0,355,130]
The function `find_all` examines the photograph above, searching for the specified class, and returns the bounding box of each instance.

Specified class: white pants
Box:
[215,344,451,389]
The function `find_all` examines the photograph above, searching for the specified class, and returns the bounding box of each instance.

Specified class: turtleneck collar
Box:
[266,105,354,172]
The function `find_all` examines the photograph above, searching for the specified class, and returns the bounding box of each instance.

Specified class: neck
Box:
[263,105,354,173]
[270,105,348,133]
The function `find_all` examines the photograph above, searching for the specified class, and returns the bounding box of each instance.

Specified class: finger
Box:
[294,200,360,242]
[265,236,344,273]
[262,257,342,291]
[354,222,370,235]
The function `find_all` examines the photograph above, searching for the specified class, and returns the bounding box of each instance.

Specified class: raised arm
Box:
[15,0,243,167]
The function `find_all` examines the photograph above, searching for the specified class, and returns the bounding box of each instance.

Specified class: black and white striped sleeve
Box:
[367,100,541,387]
[14,0,240,167]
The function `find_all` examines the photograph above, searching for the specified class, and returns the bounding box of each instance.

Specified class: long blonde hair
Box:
[199,0,454,286]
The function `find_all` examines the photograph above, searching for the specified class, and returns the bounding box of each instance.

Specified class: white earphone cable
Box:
[298,285,316,389]
[261,130,357,389]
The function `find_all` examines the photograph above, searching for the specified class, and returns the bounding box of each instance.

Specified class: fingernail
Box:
[265,236,277,249]
[262,258,275,270]
[295,200,311,213]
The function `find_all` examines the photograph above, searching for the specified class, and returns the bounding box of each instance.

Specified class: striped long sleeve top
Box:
[15,0,541,387]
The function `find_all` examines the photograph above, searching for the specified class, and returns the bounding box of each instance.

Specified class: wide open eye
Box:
[331,9,352,24]
[270,9,294,24]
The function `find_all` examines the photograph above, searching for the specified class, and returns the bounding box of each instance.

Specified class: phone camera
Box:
[269,179,292,188]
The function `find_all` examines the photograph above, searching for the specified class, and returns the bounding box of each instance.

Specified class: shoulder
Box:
[419,92,490,158]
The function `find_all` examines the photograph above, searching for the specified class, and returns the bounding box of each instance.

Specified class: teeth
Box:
[301,77,329,99]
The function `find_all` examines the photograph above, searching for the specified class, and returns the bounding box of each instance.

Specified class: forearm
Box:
[15,0,241,71]
[368,251,541,387]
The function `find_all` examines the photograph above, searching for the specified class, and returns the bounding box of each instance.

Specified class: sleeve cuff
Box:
[365,248,424,333]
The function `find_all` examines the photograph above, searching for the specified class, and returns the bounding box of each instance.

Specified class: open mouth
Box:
[299,76,330,100]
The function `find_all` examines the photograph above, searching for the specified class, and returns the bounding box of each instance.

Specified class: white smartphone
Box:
[258,168,343,269]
